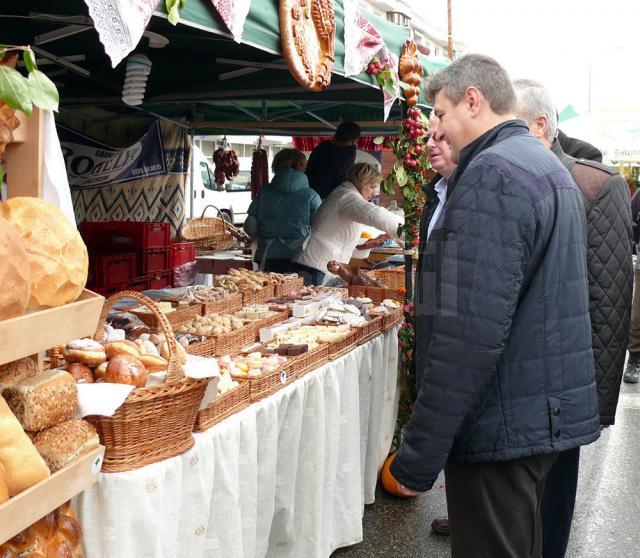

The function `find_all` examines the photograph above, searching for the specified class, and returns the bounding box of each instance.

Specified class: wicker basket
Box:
[193,381,250,432]
[201,292,243,316]
[326,328,359,361]
[242,284,276,306]
[234,365,291,402]
[283,344,330,381]
[382,307,404,331]
[353,316,383,345]
[180,205,237,252]
[274,276,304,297]
[214,323,257,356]
[185,336,217,357]
[347,285,404,305]
[131,302,202,329]
[85,291,210,473]
[372,266,406,290]
[46,347,66,369]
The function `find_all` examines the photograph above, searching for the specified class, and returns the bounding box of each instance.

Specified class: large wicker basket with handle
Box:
[180,205,238,252]
[86,291,210,472]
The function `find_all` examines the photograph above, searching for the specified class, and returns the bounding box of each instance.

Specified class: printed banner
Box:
[83,0,160,67]
[59,121,166,189]
[62,122,190,235]
[212,0,252,43]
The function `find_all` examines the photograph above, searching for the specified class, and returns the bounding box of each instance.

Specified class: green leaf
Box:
[382,175,395,195]
[166,0,180,25]
[0,164,4,185]
[395,166,408,187]
[373,136,385,145]
[23,49,35,73]
[28,69,59,111]
[0,65,32,115]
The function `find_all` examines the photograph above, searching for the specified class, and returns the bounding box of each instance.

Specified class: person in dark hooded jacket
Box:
[384,55,600,558]
[245,148,320,273]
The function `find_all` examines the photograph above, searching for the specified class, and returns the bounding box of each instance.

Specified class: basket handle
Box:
[95,291,183,383]
[201,205,224,219]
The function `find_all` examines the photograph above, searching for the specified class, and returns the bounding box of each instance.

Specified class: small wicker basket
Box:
[180,205,238,252]
[193,381,251,432]
[85,291,210,473]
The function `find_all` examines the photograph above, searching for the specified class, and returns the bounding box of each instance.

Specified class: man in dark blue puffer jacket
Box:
[388,54,600,558]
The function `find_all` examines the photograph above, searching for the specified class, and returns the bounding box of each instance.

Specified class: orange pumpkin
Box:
[380,452,419,498]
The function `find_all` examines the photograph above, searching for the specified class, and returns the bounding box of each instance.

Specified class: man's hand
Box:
[381,452,420,498]
[356,234,390,250]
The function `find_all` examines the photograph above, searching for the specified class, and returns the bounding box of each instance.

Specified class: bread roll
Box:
[0,397,50,496]
[0,197,88,309]
[104,339,140,359]
[4,370,77,432]
[93,362,107,382]
[63,339,106,367]
[138,354,168,373]
[66,363,94,384]
[0,357,38,390]
[0,217,31,320]
[0,462,9,504]
[159,340,187,365]
[34,419,99,473]
[104,355,148,388]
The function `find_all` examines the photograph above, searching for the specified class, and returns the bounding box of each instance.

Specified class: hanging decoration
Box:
[213,137,240,186]
[365,46,400,121]
[279,0,336,92]
[211,0,252,43]
[399,40,423,107]
[343,0,384,77]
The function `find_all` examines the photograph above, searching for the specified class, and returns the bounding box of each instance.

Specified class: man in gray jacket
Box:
[514,79,633,557]
[386,55,600,558]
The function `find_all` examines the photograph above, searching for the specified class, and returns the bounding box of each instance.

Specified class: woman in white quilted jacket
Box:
[292,162,403,285]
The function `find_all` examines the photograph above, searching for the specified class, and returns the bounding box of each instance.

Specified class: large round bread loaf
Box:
[0,217,31,320]
[0,198,88,308]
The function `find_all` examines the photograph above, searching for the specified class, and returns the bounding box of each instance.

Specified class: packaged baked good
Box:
[34,419,100,473]
[0,397,50,496]
[0,357,38,390]
[4,370,77,432]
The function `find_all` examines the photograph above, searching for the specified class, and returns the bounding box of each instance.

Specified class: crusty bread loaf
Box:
[0,397,50,496]
[4,370,77,432]
[0,217,31,320]
[0,501,84,557]
[0,462,9,504]
[34,419,99,473]
[0,197,88,309]
[0,357,38,390]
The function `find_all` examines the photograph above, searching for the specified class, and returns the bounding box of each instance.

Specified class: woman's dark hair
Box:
[335,121,361,144]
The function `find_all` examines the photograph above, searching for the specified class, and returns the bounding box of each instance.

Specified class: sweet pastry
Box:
[0,397,50,496]
[0,357,38,390]
[66,363,94,384]
[34,419,100,473]
[0,197,88,308]
[280,0,336,92]
[63,339,107,367]
[0,216,31,320]
[3,370,77,432]
[103,355,148,388]
[104,339,141,359]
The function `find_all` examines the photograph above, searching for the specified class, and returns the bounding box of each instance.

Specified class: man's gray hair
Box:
[425,54,516,115]
[512,79,558,143]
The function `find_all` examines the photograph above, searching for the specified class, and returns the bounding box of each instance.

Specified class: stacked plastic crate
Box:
[168,241,197,287]
[80,221,171,296]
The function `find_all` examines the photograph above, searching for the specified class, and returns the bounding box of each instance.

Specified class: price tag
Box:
[91,454,104,475]
[280,370,287,385]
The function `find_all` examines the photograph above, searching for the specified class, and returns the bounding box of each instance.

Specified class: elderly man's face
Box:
[433,90,471,164]
[426,118,456,178]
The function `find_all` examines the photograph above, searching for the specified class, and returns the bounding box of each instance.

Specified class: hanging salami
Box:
[213,141,240,186]
[279,0,336,92]
[250,147,269,200]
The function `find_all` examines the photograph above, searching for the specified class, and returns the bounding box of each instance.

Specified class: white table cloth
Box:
[76,327,400,558]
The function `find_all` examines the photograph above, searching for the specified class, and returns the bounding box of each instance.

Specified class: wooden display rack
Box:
[1,109,105,543]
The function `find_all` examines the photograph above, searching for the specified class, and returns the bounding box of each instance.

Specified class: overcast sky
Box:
[426,0,639,115]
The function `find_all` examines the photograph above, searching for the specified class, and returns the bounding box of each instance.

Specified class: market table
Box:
[75,326,400,558]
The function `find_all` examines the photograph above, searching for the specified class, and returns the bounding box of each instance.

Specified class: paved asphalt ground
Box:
[333,381,640,558]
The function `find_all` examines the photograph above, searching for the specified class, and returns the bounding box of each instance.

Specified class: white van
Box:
[188,145,253,226]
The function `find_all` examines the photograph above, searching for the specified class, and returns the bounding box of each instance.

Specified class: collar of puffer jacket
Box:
[446,119,529,199]
[269,167,310,194]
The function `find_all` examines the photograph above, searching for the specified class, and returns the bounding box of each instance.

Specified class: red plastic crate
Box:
[88,252,137,287]
[170,242,196,268]
[80,221,170,251]
[128,277,149,292]
[91,285,125,298]
[147,271,171,290]
[139,248,169,275]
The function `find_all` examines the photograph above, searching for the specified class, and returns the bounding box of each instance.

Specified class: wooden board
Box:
[0,446,105,544]
[0,289,105,366]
